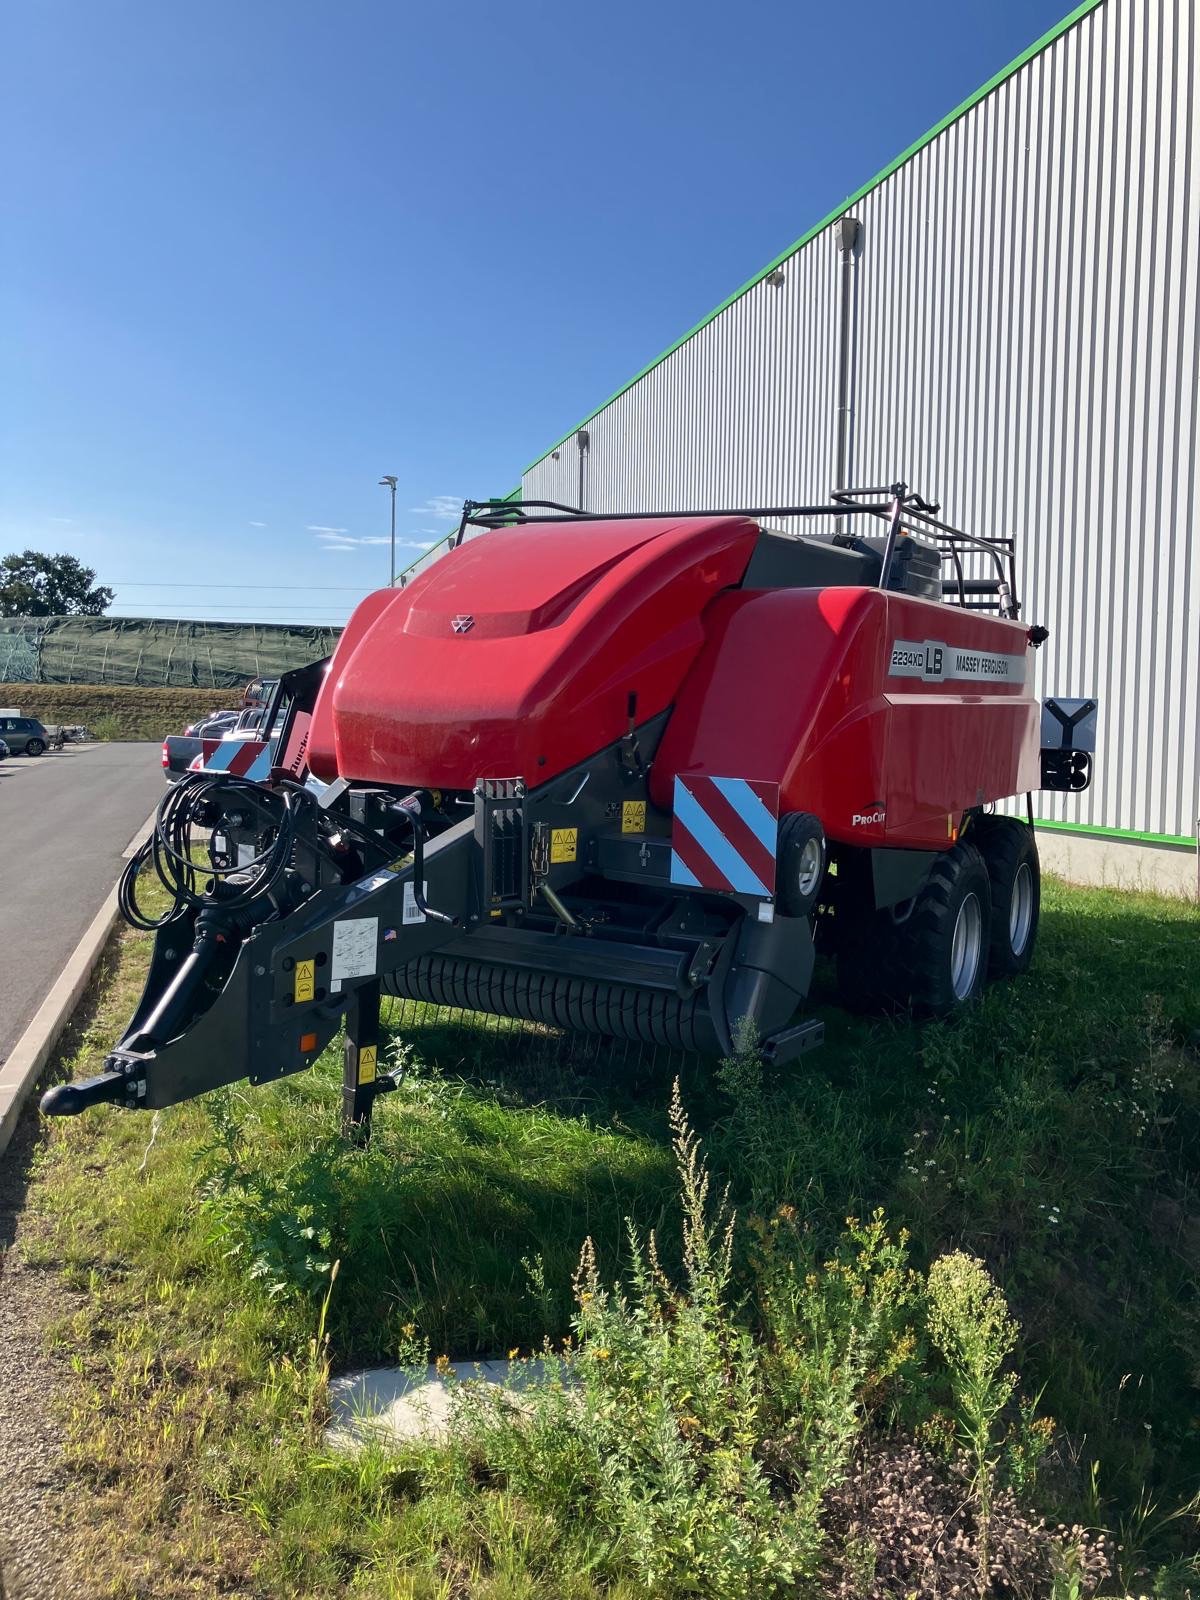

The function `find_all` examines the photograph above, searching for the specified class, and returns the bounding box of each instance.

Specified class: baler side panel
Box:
[650,587,890,841]
[653,587,1041,850]
[878,594,1041,846]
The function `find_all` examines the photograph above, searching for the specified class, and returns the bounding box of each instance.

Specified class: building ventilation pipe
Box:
[834,216,862,494]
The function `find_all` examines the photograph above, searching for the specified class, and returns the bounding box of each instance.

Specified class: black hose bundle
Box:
[118,770,309,931]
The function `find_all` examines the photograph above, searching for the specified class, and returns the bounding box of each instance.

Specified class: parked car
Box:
[0,737,9,760]
[165,708,257,780]
[162,733,203,779]
[0,714,50,755]
[184,710,239,738]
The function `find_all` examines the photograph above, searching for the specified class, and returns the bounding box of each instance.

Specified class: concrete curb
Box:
[123,802,161,859]
[0,887,122,1160]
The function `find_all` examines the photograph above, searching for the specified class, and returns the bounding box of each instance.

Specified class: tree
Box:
[0,551,114,617]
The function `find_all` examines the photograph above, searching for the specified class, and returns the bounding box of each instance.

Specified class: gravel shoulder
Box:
[0,1101,83,1600]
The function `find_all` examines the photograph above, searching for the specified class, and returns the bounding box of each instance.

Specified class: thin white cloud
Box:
[408,496,461,520]
[307,524,350,535]
[49,516,75,524]
[315,532,391,549]
[248,520,267,528]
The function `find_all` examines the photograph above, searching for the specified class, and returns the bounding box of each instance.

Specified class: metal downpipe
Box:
[834,215,862,499]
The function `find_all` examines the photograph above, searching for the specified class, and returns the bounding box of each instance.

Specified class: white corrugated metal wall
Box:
[523,233,842,533]
[523,0,1199,850]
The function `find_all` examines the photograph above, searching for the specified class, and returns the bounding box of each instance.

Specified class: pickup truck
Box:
[161,708,268,781]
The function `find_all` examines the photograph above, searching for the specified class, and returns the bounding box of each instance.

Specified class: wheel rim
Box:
[1009,862,1034,956]
[796,837,823,898]
[950,892,983,1000]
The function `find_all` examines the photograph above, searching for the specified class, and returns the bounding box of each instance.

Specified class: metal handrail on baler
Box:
[456,484,1021,618]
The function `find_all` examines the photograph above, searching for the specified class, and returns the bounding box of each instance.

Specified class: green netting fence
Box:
[0,620,41,682]
[0,615,342,688]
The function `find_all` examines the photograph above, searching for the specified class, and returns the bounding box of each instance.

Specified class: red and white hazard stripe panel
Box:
[188,738,272,781]
[669,774,779,897]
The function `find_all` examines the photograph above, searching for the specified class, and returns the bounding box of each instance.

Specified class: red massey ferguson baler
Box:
[44,485,1096,1132]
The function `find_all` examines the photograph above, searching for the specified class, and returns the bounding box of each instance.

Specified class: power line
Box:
[109,603,353,611]
[108,602,356,612]
[107,608,355,614]
[107,611,352,622]
[108,581,377,591]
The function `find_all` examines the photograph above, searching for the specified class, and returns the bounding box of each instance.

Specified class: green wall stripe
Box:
[524,0,1107,475]
[1035,818,1197,850]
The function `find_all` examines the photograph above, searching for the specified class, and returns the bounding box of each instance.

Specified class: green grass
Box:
[22,877,1200,1596]
[0,681,232,739]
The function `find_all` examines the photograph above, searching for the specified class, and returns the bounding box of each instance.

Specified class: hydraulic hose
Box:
[118,770,310,931]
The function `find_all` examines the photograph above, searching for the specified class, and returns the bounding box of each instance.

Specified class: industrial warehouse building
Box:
[517,0,1198,896]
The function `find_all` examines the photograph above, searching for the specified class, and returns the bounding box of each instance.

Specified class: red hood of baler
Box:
[306,515,757,789]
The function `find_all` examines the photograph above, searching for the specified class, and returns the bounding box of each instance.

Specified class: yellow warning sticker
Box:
[294,959,315,1004]
[357,1044,377,1086]
[550,827,577,864]
[621,800,646,834]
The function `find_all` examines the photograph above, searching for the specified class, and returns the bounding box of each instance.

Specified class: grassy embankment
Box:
[0,683,234,741]
[19,875,1200,1597]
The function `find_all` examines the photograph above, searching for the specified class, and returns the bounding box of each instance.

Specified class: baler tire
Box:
[972,816,1041,977]
[892,841,992,1015]
[776,812,828,917]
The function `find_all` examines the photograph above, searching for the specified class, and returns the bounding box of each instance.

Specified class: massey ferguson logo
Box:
[889,638,1026,684]
[450,614,474,634]
[852,805,886,828]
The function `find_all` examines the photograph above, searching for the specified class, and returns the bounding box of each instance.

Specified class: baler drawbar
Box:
[43,484,1096,1138]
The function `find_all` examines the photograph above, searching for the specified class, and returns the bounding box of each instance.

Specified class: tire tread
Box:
[893,841,991,1014]
[971,815,1041,976]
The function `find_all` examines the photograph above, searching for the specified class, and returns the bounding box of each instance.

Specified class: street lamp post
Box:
[378,475,398,585]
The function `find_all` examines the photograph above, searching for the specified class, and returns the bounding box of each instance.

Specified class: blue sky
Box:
[1,0,1072,625]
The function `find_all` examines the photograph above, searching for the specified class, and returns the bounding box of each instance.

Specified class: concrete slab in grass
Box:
[326,1359,549,1450]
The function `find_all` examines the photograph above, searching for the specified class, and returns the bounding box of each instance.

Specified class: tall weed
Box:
[443,1085,1100,1598]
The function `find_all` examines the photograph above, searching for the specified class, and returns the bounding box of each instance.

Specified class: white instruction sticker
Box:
[329,916,379,993]
[237,842,256,867]
[403,882,429,925]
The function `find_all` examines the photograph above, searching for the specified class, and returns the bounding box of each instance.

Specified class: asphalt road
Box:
[0,743,163,1069]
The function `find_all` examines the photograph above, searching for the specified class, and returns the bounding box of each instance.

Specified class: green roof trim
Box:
[524,0,1107,476]
[1035,818,1198,850]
